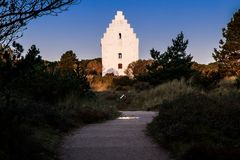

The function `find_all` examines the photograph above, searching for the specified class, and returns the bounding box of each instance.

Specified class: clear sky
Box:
[18,0,240,64]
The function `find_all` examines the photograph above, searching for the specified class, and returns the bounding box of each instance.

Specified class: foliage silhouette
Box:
[0,0,77,44]
[213,9,240,77]
[59,50,78,75]
[147,32,194,85]
[0,43,106,160]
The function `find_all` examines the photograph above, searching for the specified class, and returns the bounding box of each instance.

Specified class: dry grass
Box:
[88,75,114,91]
[217,76,236,89]
[130,79,197,110]
[147,87,240,160]
[58,93,120,123]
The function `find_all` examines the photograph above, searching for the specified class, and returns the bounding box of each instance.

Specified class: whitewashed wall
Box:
[101,11,139,76]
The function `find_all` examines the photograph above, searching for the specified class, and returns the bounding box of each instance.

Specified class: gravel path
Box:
[60,111,170,160]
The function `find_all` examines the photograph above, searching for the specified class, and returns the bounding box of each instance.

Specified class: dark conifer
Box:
[147,32,194,84]
[213,9,240,76]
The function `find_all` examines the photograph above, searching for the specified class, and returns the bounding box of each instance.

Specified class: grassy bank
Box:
[146,80,240,160]
[0,94,119,160]
[130,79,196,110]
[0,45,120,160]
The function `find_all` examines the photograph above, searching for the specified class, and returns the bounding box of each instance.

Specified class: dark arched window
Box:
[118,63,122,69]
[118,53,122,59]
[119,33,122,39]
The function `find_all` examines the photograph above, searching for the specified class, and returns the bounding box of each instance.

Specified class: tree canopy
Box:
[59,50,78,74]
[125,59,153,78]
[86,59,102,75]
[213,9,240,77]
[147,32,194,84]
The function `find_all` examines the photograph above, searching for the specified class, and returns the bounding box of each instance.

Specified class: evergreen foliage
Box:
[59,50,78,74]
[213,9,240,76]
[0,43,112,160]
[147,32,194,85]
[0,44,90,106]
[0,42,24,107]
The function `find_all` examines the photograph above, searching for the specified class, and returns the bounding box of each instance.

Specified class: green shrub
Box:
[191,71,221,90]
[133,81,151,92]
[0,102,61,160]
[147,91,240,159]
[0,44,118,160]
[0,93,120,160]
[58,94,120,124]
[180,146,240,160]
[235,76,240,89]
[112,76,135,87]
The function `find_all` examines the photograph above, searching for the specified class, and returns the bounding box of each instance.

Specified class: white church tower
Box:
[101,11,139,76]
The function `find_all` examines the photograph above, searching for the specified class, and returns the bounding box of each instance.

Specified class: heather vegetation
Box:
[147,89,240,160]
[144,10,240,160]
[0,44,119,160]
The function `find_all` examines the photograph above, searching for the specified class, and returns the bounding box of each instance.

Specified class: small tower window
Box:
[118,53,122,59]
[119,33,122,39]
[118,63,122,69]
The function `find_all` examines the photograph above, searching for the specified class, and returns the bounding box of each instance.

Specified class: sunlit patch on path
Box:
[117,116,140,120]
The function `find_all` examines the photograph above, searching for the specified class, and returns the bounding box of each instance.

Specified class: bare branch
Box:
[0,0,78,45]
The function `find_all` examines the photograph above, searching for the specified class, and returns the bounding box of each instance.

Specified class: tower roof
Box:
[101,11,138,40]
[115,11,125,21]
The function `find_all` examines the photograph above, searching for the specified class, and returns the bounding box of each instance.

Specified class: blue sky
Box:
[18,0,240,64]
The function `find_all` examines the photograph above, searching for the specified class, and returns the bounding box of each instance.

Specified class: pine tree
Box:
[147,32,194,84]
[213,9,240,76]
[21,45,43,70]
[59,50,78,74]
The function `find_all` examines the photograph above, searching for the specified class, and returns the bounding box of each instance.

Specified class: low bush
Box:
[235,76,240,89]
[0,44,119,160]
[191,71,221,90]
[147,91,240,160]
[58,94,120,124]
[0,100,62,160]
[0,93,120,160]
[112,76,135,86]
[133,81,151,92]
